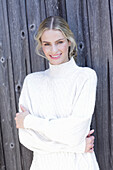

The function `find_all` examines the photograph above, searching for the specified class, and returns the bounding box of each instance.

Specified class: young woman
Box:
[15,16,99,170]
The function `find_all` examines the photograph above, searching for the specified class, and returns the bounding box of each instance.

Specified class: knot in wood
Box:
[0,56,5,63]
[78,42,84,51]
[15,84,21,93]
[21,30,25,39]
[30,24,35,31]
[10,143,15,149]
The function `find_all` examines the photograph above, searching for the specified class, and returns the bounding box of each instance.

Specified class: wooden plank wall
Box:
[0,0,113,169]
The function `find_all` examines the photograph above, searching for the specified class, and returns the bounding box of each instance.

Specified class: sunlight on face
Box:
[41,29,71,65]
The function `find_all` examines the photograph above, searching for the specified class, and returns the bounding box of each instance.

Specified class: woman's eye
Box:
[44,43,50,46]
[58,41,63,44]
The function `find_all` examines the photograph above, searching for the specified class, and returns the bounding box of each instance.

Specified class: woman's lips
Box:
[49,53,62,59]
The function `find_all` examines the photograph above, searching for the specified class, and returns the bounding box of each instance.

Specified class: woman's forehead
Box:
[41,29,65,42]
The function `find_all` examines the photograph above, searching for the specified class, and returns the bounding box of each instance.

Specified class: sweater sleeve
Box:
[19,70,97,153]
[18,76,86,153]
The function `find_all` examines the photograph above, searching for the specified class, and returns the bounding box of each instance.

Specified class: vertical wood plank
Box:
[108,0,113,168]
[87,0,113,169]
[25,0,47,72]
[86,3,104,166]
[58,0,67,19]
[108,57,113,168]
[66,0,89,66]
[0,117,5,170]
[6,0,34,169]
[109,0,113,34]
[0,0,22,169]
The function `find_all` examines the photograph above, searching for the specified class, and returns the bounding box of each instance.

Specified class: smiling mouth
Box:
[49,53,62,59]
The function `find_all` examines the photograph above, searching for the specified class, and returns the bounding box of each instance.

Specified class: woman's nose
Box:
[51,45,58,54]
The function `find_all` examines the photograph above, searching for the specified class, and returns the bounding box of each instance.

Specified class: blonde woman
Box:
[15,16,99,170]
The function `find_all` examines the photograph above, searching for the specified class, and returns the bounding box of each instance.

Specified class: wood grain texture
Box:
[25,0,46,72]
[0,0,113,169]
[0,0,22,170]
[0,116,5,170]
[66,0,89,66]
[87,1,112,169]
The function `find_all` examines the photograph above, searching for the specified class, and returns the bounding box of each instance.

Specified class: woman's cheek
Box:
[60,43,69,52]
[42,47,48,56]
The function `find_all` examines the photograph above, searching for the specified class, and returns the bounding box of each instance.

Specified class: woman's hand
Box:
[85,129,95,153]
[15,105,29,129]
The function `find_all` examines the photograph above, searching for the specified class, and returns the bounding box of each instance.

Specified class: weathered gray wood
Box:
[44,0,60,17]
[6,0,33,169]
[86,2,105,165]
[108,57,113,168]
[108,0,113,162]
[26,0,47,72]
[107,0,113,167]
[0,0,22,170]
[44,0,67,18]
[58,0,67,19]
[109,0,113,34]
[66,0,87,66]
[87,0,113,169]
[0,118,5,170]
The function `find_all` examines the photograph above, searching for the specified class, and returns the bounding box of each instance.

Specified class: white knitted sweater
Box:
[18,57,99,170]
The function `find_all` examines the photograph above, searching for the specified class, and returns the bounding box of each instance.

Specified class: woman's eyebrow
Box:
[42,38,65,43]
[42,41,50,43]
[56,38,65,42]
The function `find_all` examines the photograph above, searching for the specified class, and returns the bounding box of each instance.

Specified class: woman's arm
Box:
[15,106,94,153]
[16,70,97,153]
[22,71,97,144]
[16,76,86,153]
[18,127,94,153]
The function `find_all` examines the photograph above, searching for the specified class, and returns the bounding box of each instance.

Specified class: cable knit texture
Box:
[18,57,99,170]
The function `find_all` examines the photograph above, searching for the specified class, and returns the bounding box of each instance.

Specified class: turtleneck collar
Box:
[48,57,79,78]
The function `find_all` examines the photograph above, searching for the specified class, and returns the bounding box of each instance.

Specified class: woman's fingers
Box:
[15,105,29,128]
[85,135,95,153]
[90,136,95,143]
[89,142,94,152]
[89,147,94,153]
[90,129,94,135]
[87,136,95,144]
[87,129,94,137]
[20,104,27,112]
[15,112,28,128]
[85,129,95,153]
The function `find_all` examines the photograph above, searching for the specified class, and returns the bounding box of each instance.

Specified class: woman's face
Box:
[41,29,71,65]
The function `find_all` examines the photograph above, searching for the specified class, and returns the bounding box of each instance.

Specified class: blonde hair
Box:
[34,16,77,59]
